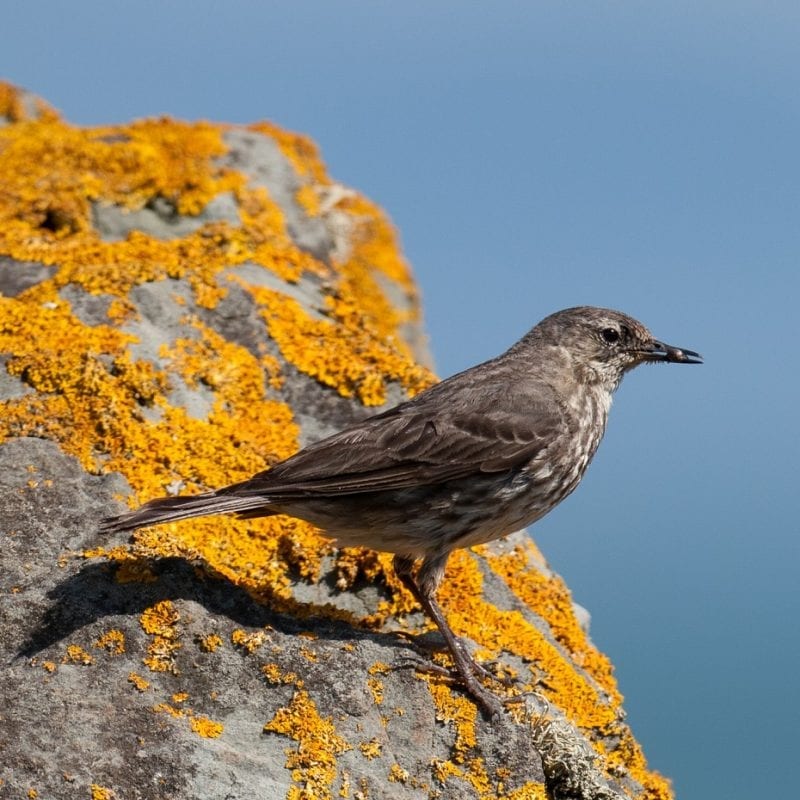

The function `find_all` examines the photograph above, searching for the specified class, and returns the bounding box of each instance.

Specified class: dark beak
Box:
[639,340,703,364]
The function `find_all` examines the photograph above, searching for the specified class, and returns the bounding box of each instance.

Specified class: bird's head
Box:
[532,306,703,392]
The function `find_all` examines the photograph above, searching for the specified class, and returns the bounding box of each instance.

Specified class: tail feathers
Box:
[99,491,273,534]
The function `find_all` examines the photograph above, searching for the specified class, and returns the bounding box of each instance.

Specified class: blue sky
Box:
[5,3,799,797]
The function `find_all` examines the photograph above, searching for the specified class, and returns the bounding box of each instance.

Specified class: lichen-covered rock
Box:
[0,82,672,800]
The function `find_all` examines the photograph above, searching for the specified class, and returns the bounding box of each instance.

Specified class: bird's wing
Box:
[224,394,564,497]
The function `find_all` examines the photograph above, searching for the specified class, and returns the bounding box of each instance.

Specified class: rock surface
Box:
[0,82,672,800]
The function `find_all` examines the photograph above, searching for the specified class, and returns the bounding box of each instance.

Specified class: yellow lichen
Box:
[503,783,548,800]
[140,600,181,673]
[264,690,351,800]
[248,121,331,185]
[262,663,301,687]
[298,645,318,663]
[190,715,224,739]
[0,85,433,630]
[198,633,223,653]
[128,672,150,692]
[366,677,384,706]
[231,628,269,653]
[247,284,434,406]
[94,629,126,655]
[140,600,180,635]
[426,681,478,764]
[90,785,116,800]
[358,738,383,760]
[294,184,321,217]
[64,644,94,666]
[153,702,185,719]
[387,764,409,784]
[0,82,59,123]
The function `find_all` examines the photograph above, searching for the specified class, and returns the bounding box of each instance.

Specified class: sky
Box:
[4,3,799,797]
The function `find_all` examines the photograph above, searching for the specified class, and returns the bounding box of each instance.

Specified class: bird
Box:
[100,306,701,716]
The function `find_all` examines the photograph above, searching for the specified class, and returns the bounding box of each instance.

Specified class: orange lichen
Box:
[198,633,223,653]
[64,644,94,665]
[140,600,181,673]
[485,542,620,703]
[262,663,301,688]
[596,732,673,800]
[433,548,614,730]
[140,600,180,636]
[128,672,150,692]
[0,82,59,122]
[231,628,269,653]
[190,715,224,739]
[94,629,126,655]
[246,284,434,406]
[248,121,331,186]
[336,192,417,290]
[294,184,321,217]
[90,785,116,800]
[426,681,478,764]
[388,763,410,784]
[298,645,318,663]
[0,85,434,628]
[151,697,222,738]
[358,738,383,760]
[503,784,548,800]
[264,690,351,800]
[366,677,384,705]
[153,702,185,719]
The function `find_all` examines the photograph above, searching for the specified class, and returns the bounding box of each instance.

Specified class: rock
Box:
[0,81,672,800]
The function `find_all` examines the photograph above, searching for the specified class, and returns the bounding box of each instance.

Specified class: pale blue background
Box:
[5,3,798,797]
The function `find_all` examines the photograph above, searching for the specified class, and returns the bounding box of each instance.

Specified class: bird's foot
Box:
[396,634,519,719]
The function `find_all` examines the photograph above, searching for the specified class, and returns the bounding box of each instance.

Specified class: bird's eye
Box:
[601,328,620,344]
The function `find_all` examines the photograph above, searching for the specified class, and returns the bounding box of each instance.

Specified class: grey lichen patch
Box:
[532,710,628,800]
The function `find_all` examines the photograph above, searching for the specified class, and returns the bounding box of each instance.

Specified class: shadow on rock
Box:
[18,554,410,661]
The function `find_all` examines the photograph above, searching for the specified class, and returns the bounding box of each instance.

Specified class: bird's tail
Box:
[99,490,274,534]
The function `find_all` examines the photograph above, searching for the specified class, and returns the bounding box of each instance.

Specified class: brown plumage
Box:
[100,306,701,716]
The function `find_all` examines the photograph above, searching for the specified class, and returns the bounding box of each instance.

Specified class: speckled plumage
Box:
[101,306,701,716]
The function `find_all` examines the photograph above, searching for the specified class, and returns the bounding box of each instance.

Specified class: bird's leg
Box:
[392,553,504,718]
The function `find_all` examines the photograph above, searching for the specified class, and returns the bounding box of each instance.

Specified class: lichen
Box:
[264,689,351,800]
[0,80,669,799]
[140,600,181,673]
[94,629,126,655]
[128,672,150,692]
[190,715,224,739]
[64,644,94,666]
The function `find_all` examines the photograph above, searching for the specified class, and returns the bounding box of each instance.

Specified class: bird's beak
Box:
[638,340,703,364]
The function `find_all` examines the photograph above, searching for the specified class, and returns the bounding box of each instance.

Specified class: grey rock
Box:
[0,356,31,401]
[92,192,241,242]
[220,129,334,260]
[0,255,58,297]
